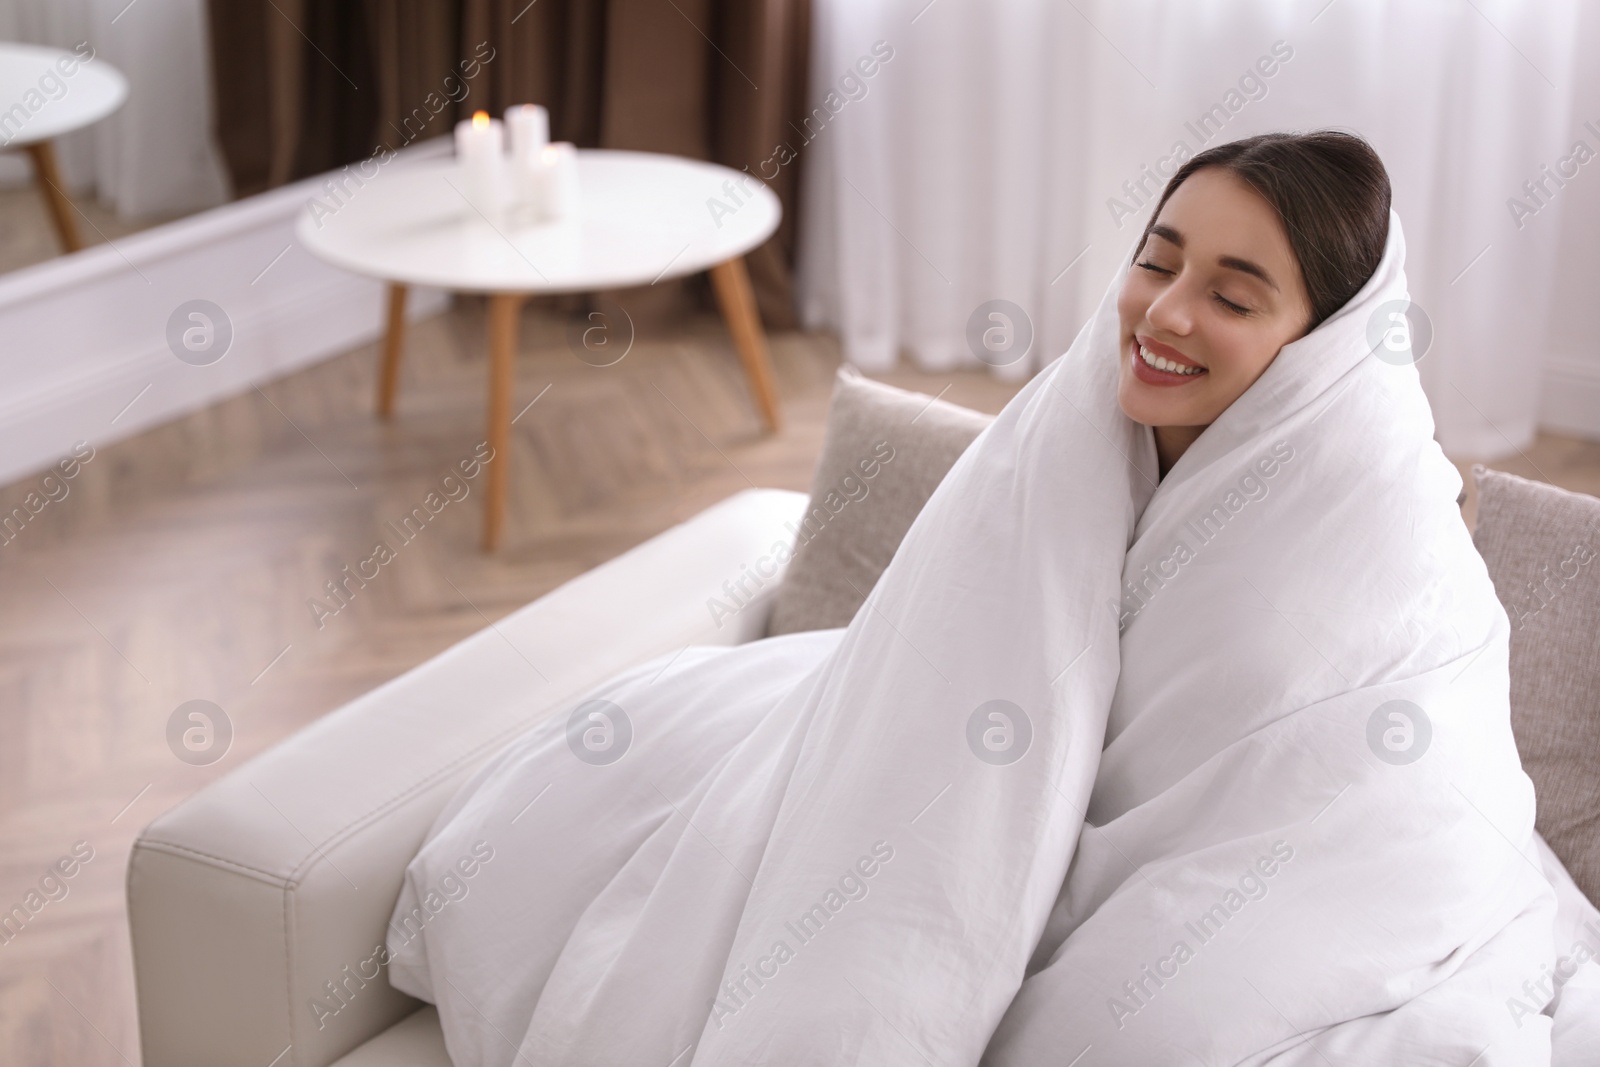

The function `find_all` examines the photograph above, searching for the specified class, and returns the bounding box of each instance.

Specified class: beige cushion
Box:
[766,369,994,635]
[1471,465,1600,906]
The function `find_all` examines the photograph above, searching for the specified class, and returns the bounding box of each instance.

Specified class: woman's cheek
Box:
[1116,270,1149,320]
[1211,333,1277,401]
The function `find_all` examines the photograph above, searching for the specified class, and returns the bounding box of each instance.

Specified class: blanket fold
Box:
[387,209,1563,1065]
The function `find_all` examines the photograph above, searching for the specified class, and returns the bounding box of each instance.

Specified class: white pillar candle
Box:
[505,104,549,168]
[539,141,580,222]
[505,104,550,222]
[454,110,507,225]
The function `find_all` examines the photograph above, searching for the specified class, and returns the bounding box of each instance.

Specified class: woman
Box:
[1115,131,1385,479]
[386,131,1569,1065]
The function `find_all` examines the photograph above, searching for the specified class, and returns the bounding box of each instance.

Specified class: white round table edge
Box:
[293,149,783,295]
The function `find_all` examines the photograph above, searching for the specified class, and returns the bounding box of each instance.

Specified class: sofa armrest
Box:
[127,488,807,1067]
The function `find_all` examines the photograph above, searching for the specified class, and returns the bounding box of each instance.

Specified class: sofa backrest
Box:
[1471,465,1600,907]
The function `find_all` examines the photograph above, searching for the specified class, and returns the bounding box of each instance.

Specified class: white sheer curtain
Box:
[0,0,230,218]
[797,0,1587,458]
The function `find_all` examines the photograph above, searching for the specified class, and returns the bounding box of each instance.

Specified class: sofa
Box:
[126,374,1600,1066]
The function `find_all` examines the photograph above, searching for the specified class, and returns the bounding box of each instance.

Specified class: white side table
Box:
[0,42,128,253]
[296,149,784,551]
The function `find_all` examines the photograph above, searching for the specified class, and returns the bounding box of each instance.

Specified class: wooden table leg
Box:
[483,293,525,551]
[376,283,408,419]
[708,256,782,432]
[25,141,84,254]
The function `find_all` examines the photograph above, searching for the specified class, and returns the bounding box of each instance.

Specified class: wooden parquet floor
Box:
[0,296,1024,1066]
[1,291,1597,1065]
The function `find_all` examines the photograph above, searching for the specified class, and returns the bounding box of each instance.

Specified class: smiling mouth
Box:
[1130,336,1207,384]
[1136,339,1203,375]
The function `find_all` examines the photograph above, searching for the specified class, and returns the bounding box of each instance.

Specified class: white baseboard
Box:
[1540,355,1600,442]
[0,138,452,487]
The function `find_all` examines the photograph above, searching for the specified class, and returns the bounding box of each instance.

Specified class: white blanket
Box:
[388,209,1580,1065]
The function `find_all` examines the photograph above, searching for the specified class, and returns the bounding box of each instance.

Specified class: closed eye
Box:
[1140,260,1252,316]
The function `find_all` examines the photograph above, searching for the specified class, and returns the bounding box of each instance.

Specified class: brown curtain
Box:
[206,0,811,326]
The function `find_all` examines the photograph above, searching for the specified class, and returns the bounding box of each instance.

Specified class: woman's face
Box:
[1116,167,1313,449]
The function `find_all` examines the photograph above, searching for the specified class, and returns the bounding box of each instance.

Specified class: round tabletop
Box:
[0,42,128,148]
[295,150,783,294]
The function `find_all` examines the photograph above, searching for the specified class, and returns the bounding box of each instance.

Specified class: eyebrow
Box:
[1147,223,1281,292]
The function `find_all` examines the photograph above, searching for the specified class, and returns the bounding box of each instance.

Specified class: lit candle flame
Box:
[472,110,490,129]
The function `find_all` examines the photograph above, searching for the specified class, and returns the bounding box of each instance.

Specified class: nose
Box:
[1144,275,1197,337]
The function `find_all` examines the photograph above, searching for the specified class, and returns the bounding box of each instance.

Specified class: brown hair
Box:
[1130,130,1391,333]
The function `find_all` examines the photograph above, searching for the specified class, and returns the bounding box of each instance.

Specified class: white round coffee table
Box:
[296,149,784,550]
[0,42,128,253]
